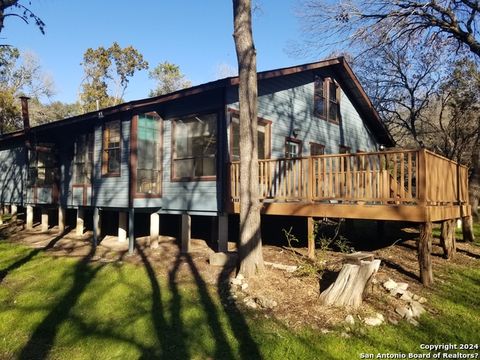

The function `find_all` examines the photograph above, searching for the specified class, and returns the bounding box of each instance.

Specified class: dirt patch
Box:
[2,221,479,330]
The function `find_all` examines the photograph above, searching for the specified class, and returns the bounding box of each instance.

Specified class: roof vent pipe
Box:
[20,96,31,130]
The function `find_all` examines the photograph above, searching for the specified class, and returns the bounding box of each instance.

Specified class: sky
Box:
[1,0,322,104]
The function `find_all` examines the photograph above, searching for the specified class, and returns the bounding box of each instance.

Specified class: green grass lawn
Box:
[0,240,479,360]
[432,221,480,244]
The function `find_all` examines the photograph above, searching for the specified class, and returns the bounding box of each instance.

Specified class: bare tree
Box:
[299,0,480,58]
[232,0,265,277]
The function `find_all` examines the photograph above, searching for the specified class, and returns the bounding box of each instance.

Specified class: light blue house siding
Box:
[0,146,27,205]
[226,72,379,158]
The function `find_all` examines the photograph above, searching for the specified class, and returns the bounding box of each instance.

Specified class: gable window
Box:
[310,142,325,156]
[230,113,271,161]
[74,133,94,185]
[28,146,56,186]
[314,75,340,124]
[285,138,302,158]
[102,120,121,176]
[172,113,217,180]
[136,113,162,195]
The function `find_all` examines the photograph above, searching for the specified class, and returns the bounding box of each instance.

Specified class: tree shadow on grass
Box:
[0,229,69,284]
[18,243,104,360]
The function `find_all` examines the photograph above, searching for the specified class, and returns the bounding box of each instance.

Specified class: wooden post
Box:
[93,207,101,246]
[128,208,135,254]
[41,208,49,232]
[418,222,433,286]
[0,206,3,225]
[181,213,191,253]
[118,212,127,242]
[440,219,456,259]
[76,208,84,237]
[462,216,475,242]
[11,204,17,222]
[58,206,66,234]
[26,205,33,230]
[150,212,160,248]
[218,213,228,253]
[307,217,315,259]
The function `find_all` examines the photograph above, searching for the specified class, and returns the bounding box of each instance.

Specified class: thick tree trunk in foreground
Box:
[320,253,380,308]
[440,219,456,259]
[469,150,480,222]
[418,222,433,286]
[233,0,264,277]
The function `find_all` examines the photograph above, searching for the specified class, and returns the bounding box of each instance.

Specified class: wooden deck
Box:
[228,149,471,223]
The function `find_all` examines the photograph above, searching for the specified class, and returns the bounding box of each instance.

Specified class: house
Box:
[0,57,471,284]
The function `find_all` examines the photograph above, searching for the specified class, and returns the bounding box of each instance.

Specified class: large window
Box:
[102,120,121,176]
[230,113,271,161]
[136,113,162,194]
[172,113,217,180]
[29,147,56,186]
[314,75,340,124]
[74,133,94,185]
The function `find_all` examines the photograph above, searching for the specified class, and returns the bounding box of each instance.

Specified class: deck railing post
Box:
[308,157,314,202]
[417,149,428,206]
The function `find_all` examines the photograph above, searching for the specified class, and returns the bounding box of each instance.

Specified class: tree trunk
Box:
[233,0,264,277]
[418,222,433,286]
[462,216,475,242]
[439,219,456,259]
[319,254,380,308]
[469,149,480,222]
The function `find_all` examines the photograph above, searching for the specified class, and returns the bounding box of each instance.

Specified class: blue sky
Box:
[1,0,322,104]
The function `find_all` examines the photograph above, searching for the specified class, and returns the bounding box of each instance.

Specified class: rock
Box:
[395,305,413,319]
[209,252,236,267]
[390,287,405,296]
[412,294,420,301]
[345,315,355,325]
[340,332,351,338]
[417,296,427,304]
[396,282,409,291]
[230,277,242,286]
[255,296,278,309]
[236,274,245,281]
[244,299,257,309]
[364,316,383,326]
[410,301,426,318]
[241,283,249,291]
[400,291,413,302]
[408,318,419,326]
[375,313,385,321]
[383,279,397,290]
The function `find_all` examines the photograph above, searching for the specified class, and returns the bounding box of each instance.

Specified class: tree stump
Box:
[440,219,456,259]
[319,252,380,308]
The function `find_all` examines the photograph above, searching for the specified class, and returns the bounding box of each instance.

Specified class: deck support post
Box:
[58,206,65,234]
[11,204,17,222]
[41,208,49,232]
[76,208,84,237]
[440,219,456,259]
[118,211,128,242]
[307,217,315,259]
[150,212,160,248]
[93,207,101,246]
[461,215,475,242]
[128,208,135,254]
[26,205,33,230]
[418,222,433,286]
[181,213,191,253]
[218,213,228,253]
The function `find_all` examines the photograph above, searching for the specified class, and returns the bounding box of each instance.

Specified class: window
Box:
[102,120,121,176]
[285,138,302,158]
[173,113,217,180]
[28,146,56,186]
[339,145,351,154]
[314,75,340,123]
[310,142,325,156]
[230,113,271,161]
[74,133,94,185]
[136,113,162,194]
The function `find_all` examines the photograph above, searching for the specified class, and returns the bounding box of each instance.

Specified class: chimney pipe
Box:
[20,96,31,131]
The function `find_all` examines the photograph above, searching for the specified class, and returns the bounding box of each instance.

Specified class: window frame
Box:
[228,108,272,162]
[171,111,219,182]
[285,137,303,158]
[28,147,57,187]
[132,112,163,198]
[73,132,94,186]
[102,120,122,177]
[339,145,351,154]
[314,75,341,124]
[310,142,325,156]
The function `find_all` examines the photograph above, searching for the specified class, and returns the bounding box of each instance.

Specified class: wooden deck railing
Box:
[229,149,469,206]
